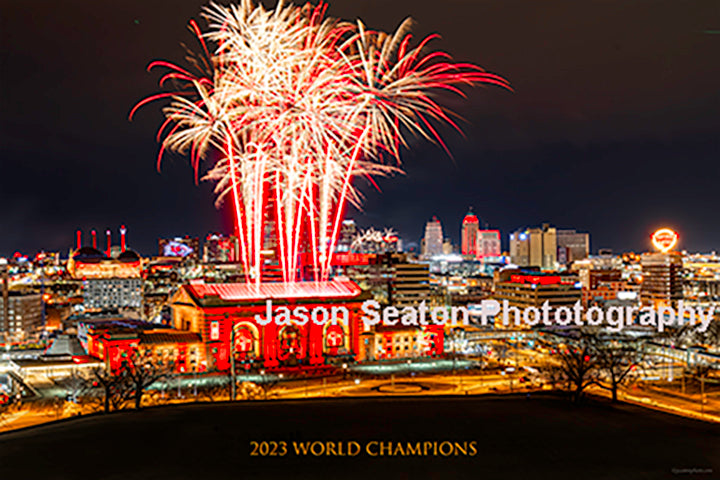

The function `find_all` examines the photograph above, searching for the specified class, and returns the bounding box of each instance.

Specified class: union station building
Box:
[168,279,373,371]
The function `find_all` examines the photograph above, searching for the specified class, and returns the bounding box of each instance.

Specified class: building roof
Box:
[186,279,362,303]
[117,249,141,263]
[138,330,203,345]
[43,335,86,357]
[462,210,479,224]
[72,247,108,263]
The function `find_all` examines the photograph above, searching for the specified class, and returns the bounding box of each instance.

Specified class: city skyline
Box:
[2,0,719,255]
[0,1,719,471]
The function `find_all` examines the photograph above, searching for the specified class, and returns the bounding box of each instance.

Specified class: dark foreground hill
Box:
[1,394,718,479]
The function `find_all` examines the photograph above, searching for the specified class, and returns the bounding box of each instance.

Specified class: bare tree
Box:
[593,336,644,402]
[555,331,599,403]
[120,350,174,409]
[90,365,127,414]
[540,360,566,391]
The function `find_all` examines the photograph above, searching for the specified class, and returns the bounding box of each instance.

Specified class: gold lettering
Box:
[292,442,310,455]
[468,441,478,456]
[310,441,325,456]
[393,443,406,456]
[366,441,379,456]
[406,442,421,456]
[326,442,337,456]
[379,442,393,456]
[348,441,361,456]
[439,441,454,457]
[454,442,467,456]
[423,441,433,455]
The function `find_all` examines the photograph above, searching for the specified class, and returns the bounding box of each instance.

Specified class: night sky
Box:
[1,0,719,257]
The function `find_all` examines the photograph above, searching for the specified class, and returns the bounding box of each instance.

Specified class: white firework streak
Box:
[133,0,510,284]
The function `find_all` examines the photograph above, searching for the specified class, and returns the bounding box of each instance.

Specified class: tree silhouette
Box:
[120,350,175,410]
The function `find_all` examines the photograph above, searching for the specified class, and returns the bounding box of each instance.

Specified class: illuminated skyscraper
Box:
[337,219,357,253]
[509,223,557,270]
[461,209,479,257]
[204,233,239,263]
[640,252,683,308]
[478,230,501,258]
[422,216,444,259]
[557,229,590,264]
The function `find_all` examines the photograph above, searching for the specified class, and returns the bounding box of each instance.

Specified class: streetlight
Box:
[260,369,267,400]
[177,370,182,399]
[192,360,198,398]
[230,325,236,401]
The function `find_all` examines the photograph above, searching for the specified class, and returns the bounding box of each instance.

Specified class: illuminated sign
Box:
[651,228,678,253]
[510,274,561,285]
[163,240,194,257]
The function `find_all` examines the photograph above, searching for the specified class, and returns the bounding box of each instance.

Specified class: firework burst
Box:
[131,0,510,284]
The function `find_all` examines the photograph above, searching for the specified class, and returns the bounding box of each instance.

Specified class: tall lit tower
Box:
[120,225,127,253]
[423,217,444,259]
[461,208,480,258]
[641,228,682,309]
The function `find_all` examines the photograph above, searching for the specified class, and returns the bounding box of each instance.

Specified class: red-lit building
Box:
[358,326,444,362]
[461,210,479,258]
[168,279,372,371]
[80,318,204,373]
[68,227,141,279]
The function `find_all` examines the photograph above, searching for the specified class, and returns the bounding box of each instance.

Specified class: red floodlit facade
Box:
[169,279,371,371]
[358,326,444,362]
[461,211,480,257]
[82,320,205,373]
[509,274,565,285]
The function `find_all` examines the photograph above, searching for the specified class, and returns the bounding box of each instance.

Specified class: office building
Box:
[509,223,557,270]
[0,292,43,338]
[422,217,444,259]
[337,220,357,253]
[83,278,143,311]
[493,269,581,310]
[461,209,479,257]
[203,233,239,263]
[557,229,590,265]
[390,262,430,307]
[478,230,501,259]
[641,252,683,308]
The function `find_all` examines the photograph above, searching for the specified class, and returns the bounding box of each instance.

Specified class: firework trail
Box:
[131,0,510,284]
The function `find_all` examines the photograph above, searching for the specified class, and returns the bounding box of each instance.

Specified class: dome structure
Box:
[117,249,141,263]
[72,247,107,263]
